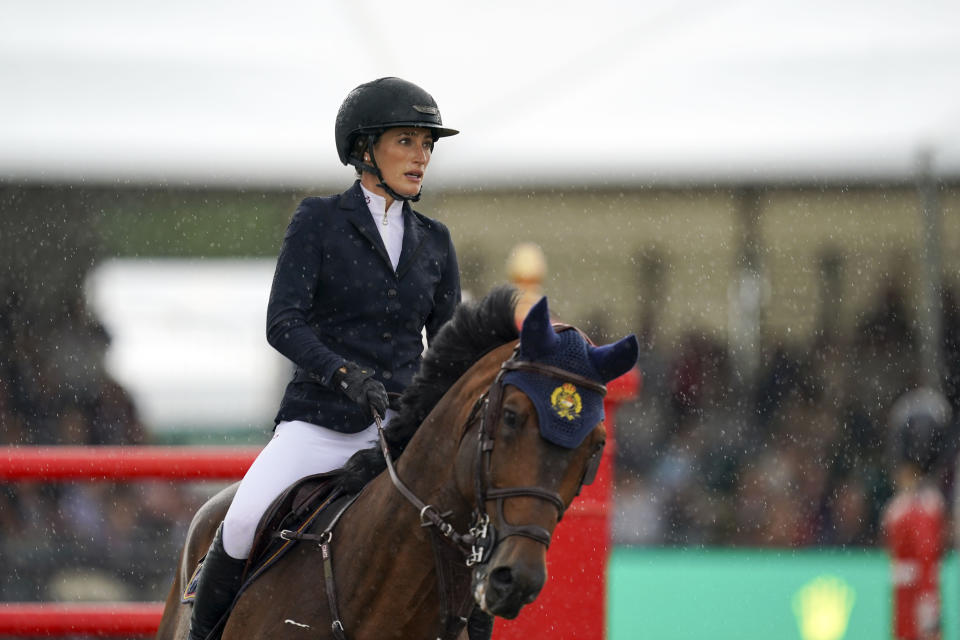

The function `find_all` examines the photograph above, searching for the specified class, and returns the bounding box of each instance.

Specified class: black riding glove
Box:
[331,361,389,418]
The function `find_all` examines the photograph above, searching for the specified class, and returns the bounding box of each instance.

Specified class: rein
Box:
[375,411,479,553]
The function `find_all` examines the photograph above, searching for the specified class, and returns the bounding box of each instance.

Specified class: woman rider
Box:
[188,77,462,640]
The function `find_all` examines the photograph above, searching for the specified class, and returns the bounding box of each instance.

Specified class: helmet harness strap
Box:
[361,132,422,203]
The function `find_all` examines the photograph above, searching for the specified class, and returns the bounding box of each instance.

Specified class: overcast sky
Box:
[3,0,959,187]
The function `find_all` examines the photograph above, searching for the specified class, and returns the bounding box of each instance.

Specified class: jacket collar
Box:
[340,181,429,278]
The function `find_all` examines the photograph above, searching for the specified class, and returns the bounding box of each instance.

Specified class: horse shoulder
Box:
[223,542,328,639]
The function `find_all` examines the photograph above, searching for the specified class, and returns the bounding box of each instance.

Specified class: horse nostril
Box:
[489,566,513,589]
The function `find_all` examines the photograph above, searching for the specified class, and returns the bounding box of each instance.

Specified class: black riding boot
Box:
[467,606,494,640]
[188,523,246,640]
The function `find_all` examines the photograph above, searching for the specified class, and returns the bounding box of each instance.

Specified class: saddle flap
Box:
[245,470,343,576]
[181,473,353,607]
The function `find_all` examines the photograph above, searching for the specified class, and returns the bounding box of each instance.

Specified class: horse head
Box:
[468,296,638,619]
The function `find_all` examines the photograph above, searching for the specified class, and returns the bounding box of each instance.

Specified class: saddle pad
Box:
[181,562,203,603]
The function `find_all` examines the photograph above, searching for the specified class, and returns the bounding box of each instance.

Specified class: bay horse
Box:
[156,287,638,640]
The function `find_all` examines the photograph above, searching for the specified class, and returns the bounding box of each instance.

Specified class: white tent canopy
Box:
[3,0,960,188]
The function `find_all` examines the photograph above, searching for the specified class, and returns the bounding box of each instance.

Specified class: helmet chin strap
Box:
[359,133,422,203]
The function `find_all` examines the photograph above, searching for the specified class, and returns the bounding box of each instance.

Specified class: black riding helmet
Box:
[335,77,458,202]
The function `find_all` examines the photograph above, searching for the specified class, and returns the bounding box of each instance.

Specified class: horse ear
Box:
[588,334,639,382]
[519,296,559,359]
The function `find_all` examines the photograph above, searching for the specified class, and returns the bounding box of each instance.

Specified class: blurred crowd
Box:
[2,268,960,609]
[0,289,212,604]
[613,278,960,548]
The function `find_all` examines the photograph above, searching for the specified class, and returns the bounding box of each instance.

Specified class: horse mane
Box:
[338,285,520,493]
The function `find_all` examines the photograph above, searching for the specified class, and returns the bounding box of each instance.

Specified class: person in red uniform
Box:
[881,387,952,640]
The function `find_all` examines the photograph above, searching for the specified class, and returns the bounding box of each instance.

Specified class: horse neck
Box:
[328,344,513,636]
[394,342,514,513]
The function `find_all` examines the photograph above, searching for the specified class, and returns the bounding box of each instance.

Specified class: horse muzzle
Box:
[471,542,547,619]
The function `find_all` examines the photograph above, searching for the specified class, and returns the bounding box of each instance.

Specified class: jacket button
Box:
[387,288,398,297]
[383,371,393,380]
[382,332,392,341]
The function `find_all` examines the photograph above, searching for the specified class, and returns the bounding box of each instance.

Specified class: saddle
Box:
[182,472,353,603]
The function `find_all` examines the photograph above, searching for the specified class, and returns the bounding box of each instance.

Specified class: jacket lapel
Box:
[396,203,427,279]
[341,182,394,273]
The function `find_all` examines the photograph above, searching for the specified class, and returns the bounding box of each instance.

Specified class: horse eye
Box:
[502,408,519,429]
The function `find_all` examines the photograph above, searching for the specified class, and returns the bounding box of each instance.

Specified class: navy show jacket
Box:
[266,181,461,433]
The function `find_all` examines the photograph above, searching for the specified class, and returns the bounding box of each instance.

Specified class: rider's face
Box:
[362,127,434,201]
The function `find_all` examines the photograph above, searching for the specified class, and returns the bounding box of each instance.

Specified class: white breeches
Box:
[221,414,394,559]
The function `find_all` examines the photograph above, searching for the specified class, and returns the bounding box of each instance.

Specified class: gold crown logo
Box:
[550,383,582,421]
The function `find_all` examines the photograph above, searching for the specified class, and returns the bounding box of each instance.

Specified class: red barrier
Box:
[0,603,164,636]
[0,446,259,481]
[0,446,257,636]
[0,370,639,638]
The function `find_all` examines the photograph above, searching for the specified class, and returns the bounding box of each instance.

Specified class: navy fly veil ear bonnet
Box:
[503,297,639,448]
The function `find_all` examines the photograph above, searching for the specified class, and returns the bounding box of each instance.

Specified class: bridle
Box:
[376,328,608,568]
[468,353,607,558]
